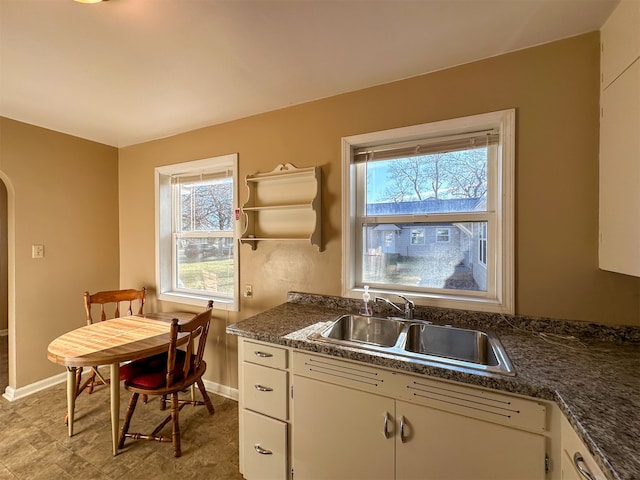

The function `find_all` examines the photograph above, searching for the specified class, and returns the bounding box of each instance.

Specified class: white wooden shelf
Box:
[240,163,322,250]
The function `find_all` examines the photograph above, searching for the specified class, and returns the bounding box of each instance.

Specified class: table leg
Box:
[110,363,120,455]
[66,367,77,437]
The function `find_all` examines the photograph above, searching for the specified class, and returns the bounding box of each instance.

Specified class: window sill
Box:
[158,291,238,312]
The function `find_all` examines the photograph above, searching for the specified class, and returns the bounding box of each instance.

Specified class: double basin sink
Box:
[308,314,515,376]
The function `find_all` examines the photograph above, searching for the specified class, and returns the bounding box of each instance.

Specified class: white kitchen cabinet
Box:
[240,163,322,251]
[292,351,549,480]
[560,416,606,480]
[396,400,545,480]
[292,375,395,480]
[600,0,640,89]
[239,339,290,480]
[599,0,640,276]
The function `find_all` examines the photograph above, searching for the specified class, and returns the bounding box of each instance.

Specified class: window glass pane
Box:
[176,237,234,297]
[175,176,234,297]
[365,148,487,215]
[361,221,488,292]
[179,177,233,232]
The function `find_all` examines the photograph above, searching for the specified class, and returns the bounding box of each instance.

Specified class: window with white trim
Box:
[156,154,239,310]
[342,110,514,314]
[436,228,451,243]
[411,229,425,245]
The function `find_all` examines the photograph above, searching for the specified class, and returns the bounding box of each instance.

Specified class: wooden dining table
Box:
[47,311,195,455]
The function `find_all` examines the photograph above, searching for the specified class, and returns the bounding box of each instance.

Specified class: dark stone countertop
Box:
[227,292,640,480]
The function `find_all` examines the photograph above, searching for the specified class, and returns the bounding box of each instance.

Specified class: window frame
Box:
[411,228,425,245]
[155,153,239,311]
[435,227,451,243]
[341,110,515,314]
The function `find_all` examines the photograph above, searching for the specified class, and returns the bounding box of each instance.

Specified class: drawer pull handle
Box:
[383,412,391,439]
[254,444,273,455]
[254,351,273,358]
[254,384,273,392]
[573,452,596,480]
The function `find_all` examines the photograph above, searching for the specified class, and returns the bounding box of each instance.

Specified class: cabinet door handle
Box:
[254,384,273,392]
[254,444,273,455]
[383,412,391,439]
[573,452,596,480]
[254,351,273,358]
[400,416,407,443]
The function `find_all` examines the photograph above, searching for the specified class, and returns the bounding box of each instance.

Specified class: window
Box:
[411,229,425,245]
[156,154,239,310]
[342,110,514,313]
[436,228,450,243]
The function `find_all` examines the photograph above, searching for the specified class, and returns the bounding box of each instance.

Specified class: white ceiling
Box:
[0,0,618,148]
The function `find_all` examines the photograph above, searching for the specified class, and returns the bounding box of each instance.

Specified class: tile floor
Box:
[0,367,243,480]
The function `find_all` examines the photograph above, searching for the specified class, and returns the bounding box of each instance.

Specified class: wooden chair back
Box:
[84,288,146,325]
[166,300,212,389]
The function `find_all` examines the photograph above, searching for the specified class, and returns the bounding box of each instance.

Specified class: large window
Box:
[342,110,514,313]
[156,154,239,310]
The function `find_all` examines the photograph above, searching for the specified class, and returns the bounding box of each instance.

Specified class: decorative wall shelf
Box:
[240,163,322,250]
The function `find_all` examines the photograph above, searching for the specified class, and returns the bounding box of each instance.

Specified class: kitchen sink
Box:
[320,314,404,347]
[404,323,499,366]
[308,314,515,376]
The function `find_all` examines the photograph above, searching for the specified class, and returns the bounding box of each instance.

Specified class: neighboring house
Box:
[364,199,487,290]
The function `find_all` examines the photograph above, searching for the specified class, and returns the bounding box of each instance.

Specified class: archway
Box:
[0,171,14,396]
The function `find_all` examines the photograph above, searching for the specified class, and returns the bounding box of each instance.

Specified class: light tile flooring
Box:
[0,363,243,480]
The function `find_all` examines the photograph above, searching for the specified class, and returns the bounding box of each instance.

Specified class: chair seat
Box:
[121,350,192,389]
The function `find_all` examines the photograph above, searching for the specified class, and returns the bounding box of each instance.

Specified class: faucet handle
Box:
[397,295,414,307]
[397,295,414,319]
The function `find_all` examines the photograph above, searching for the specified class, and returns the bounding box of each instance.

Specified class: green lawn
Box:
[177,258,234,294]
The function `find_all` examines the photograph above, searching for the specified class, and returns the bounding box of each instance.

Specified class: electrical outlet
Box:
[244,284,253,297]
[32,244,45,259]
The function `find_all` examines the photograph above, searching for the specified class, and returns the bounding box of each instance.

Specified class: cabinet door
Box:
[292,375,395,480]
[599,59,640,276]
[601,0,640,88]
[561,417,606,480]
[396,401,546,480]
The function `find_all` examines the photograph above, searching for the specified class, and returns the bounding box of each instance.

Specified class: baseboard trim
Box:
[2,372,66,402]
[203,379,239,401]
[2,373,238,403]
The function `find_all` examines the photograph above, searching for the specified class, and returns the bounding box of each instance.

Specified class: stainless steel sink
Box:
[308,314,515,376]
[320,314,404,347]
[404,323,499,367]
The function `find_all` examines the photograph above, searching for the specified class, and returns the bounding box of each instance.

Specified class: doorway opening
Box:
[0,178,7,392]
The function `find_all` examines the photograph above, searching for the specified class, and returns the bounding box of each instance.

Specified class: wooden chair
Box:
[66,288,146,426]
[118,301,215,457]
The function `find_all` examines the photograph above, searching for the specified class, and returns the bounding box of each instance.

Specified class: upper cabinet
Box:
[240,163,322,251]
[599,0,640,277]
[601,0,640,88]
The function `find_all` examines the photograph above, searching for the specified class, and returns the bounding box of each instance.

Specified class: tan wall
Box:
[119,32,640,391]
[0,117,119,388]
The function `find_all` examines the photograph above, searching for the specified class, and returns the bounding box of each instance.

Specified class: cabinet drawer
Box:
[243,409,288,480]
[243,362,288,420]
[243,340,288,369]
[561,416,606,480]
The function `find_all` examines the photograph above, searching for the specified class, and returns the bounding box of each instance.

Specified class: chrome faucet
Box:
[374,295,414,320]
